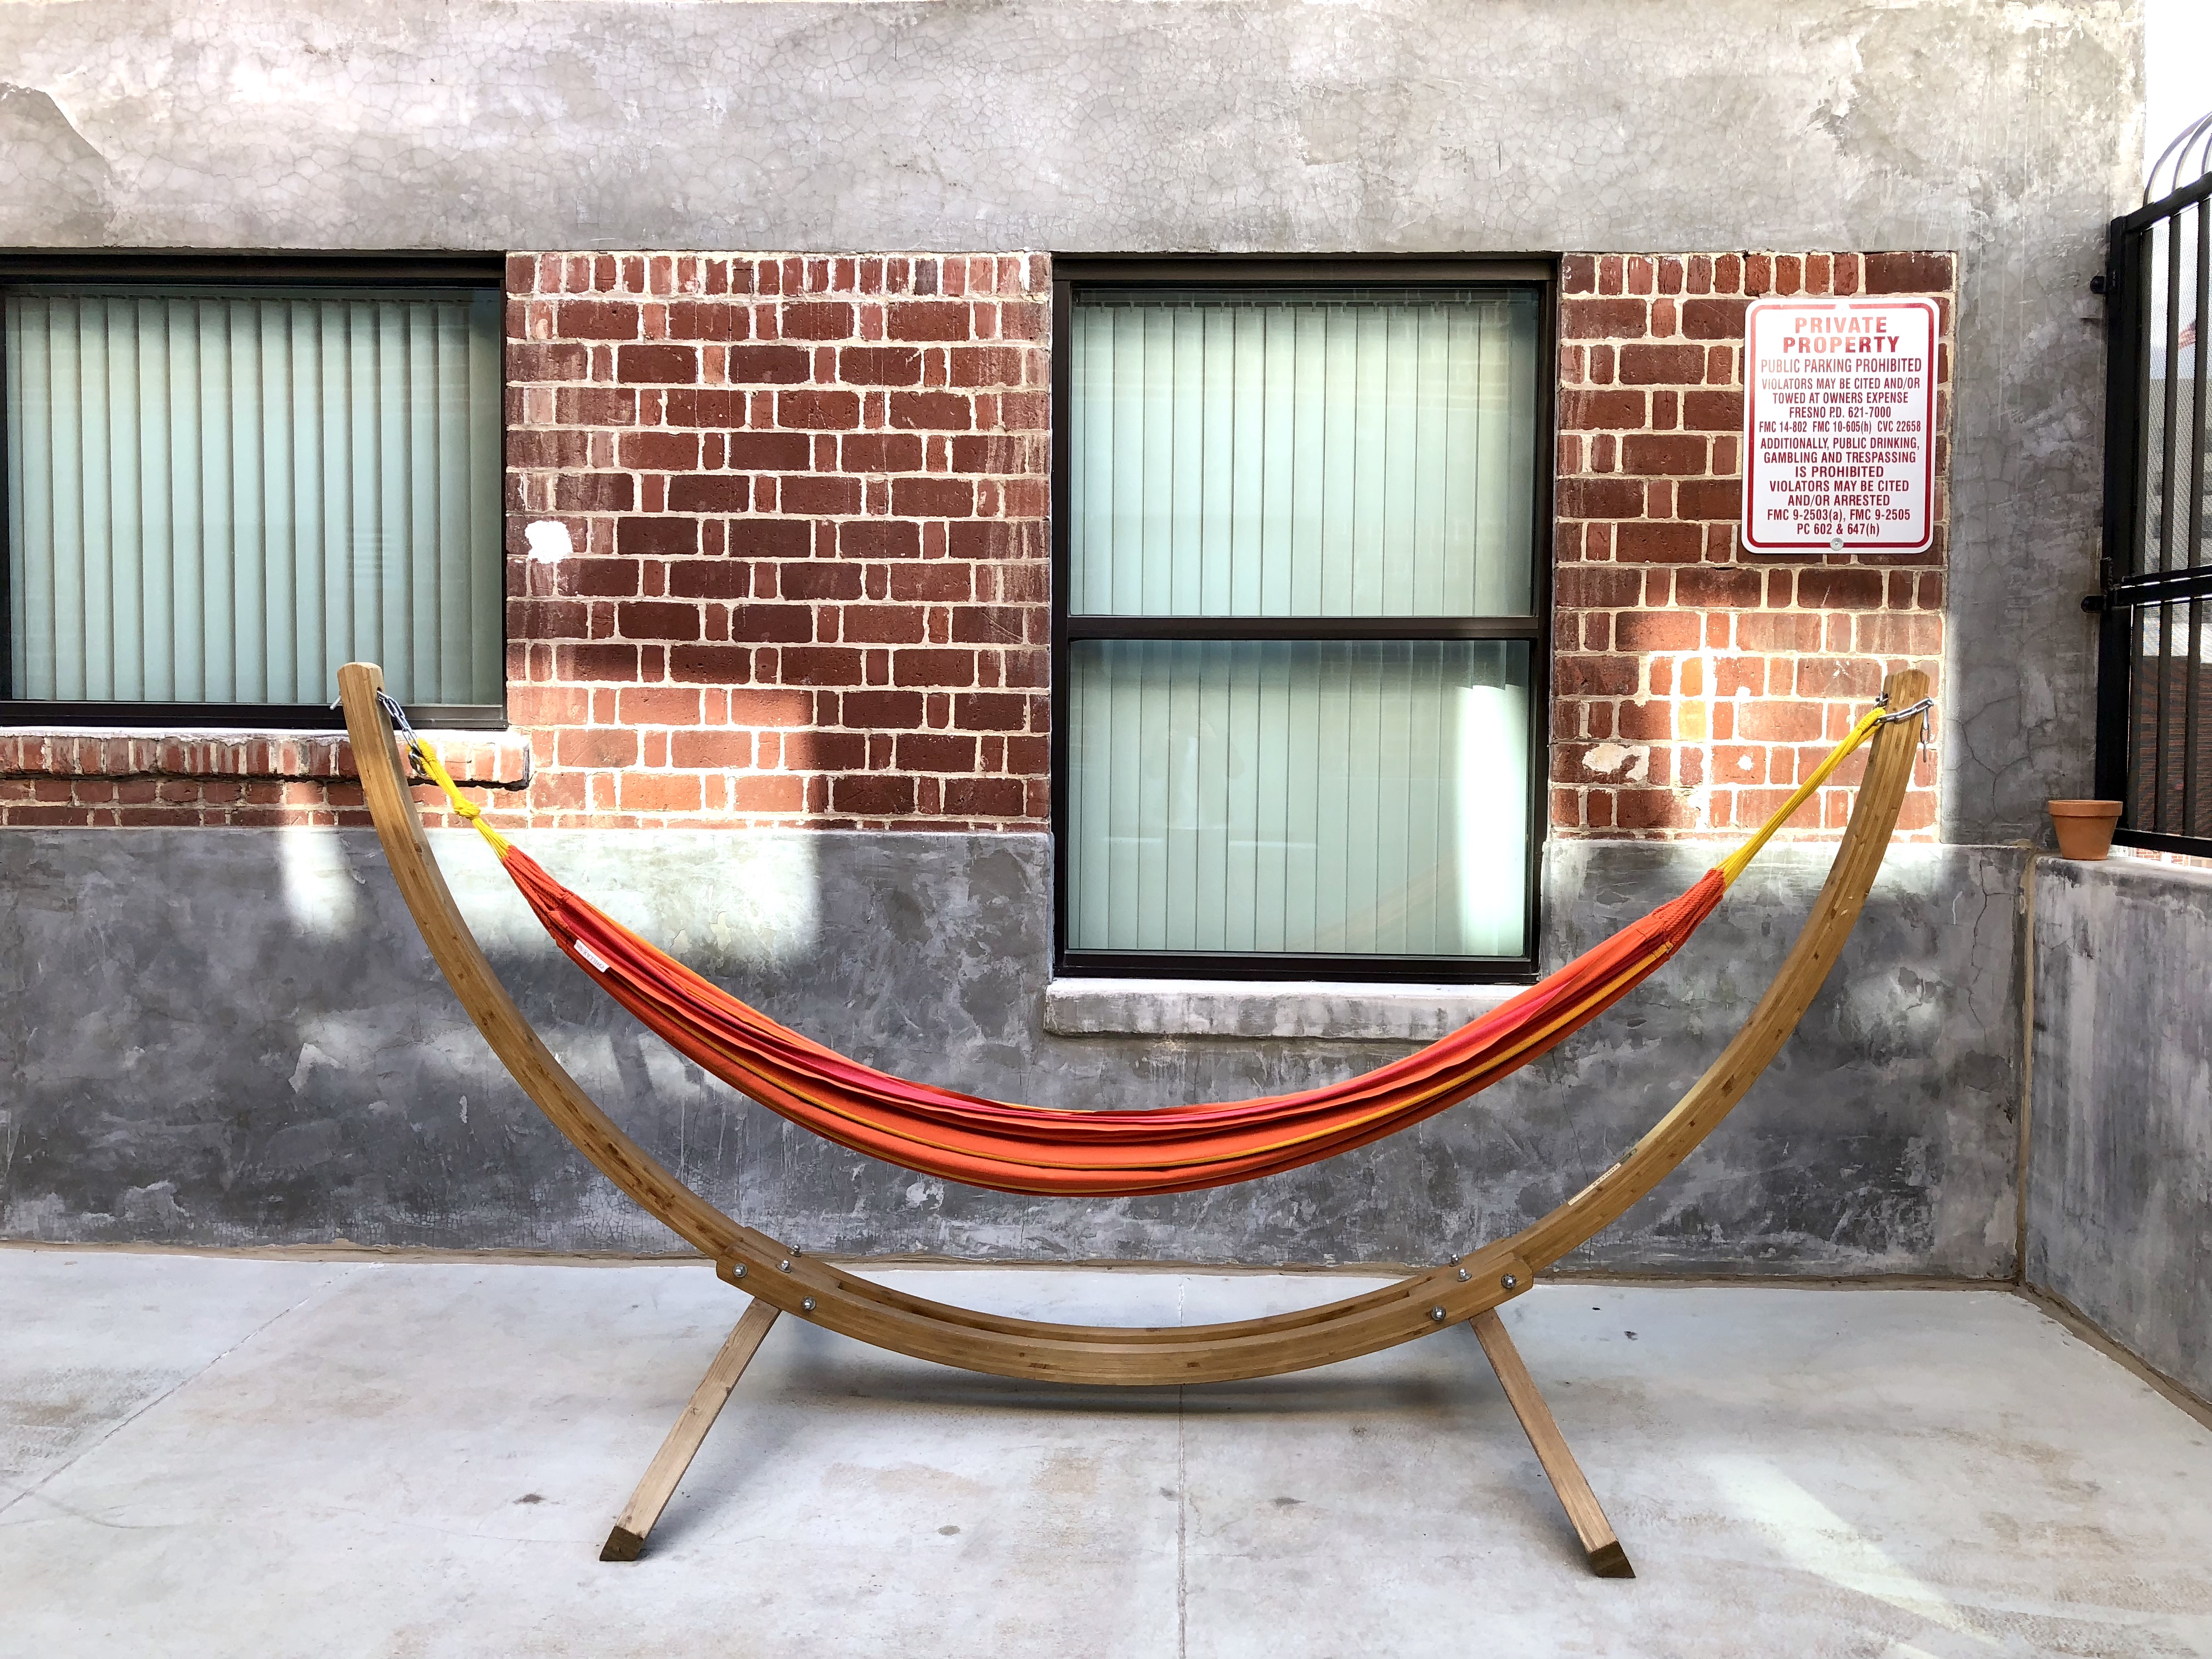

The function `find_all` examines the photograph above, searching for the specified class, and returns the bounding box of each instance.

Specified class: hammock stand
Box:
[335,663,1929,1578]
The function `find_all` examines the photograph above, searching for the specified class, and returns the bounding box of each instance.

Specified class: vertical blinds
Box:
[5,287,504,709]
[1066,641,1532,957]
[1069,287,1539,617]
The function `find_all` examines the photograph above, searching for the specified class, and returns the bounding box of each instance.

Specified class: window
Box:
[1,255,506,727]
[1051,261,1553,981]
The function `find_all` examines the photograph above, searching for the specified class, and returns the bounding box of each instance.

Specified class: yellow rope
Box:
[406,732,511,858]
[1714,704,1887,888]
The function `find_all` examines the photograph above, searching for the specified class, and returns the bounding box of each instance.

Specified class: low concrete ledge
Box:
[1042,977,1526,1042]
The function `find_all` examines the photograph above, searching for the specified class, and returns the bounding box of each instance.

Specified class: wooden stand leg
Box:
[600,1299,781,1562]
[1470,1307,1634,1579]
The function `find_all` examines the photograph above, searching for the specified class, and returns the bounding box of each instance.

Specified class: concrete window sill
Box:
[0,727,532,788]
[1042,977,1526,1042]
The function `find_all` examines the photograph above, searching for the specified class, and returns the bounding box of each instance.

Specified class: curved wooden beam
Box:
[337,663,1927,1388]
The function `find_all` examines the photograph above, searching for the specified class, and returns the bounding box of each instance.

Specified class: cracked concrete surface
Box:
[2,1251,2209,1658]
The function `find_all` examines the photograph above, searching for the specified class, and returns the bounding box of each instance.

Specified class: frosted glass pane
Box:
[1066,640,1532,958]
[1069,287,1539,618]
[5,286,503,708]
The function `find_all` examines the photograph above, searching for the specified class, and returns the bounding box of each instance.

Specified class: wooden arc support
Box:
[336,662,1928,1570]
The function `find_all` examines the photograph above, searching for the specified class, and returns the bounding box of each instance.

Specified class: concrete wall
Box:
[0,1,2142,1262]
[3,828,2023,1273]
[2028,857,2212,1402]
[0,0,2142,841]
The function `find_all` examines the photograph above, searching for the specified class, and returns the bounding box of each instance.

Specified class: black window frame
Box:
[0,249,510,731]
[1049,256,1558,984]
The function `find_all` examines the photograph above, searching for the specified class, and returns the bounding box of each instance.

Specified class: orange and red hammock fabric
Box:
[399,702,1886,1198]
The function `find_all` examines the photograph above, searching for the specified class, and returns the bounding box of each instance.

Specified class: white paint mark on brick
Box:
[1582,741,1650,783]
[523,520,572,562]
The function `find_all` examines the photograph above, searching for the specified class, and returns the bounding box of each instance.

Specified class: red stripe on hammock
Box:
[495,848,1723,1197]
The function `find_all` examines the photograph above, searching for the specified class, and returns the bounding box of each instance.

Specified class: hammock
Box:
[380,693,1897,1199]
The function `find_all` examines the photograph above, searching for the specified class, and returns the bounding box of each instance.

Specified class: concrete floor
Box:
[2,1254,2208,1659]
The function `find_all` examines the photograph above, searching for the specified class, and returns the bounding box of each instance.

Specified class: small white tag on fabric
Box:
[573,940,612,973]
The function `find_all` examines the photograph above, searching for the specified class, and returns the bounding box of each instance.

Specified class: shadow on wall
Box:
[2,827,2024,1277]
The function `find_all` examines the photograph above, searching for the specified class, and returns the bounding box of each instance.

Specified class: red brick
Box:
[839,605,927,645]
[768,475,859,516]
[618,430,702,470]
[1610,788,1691,830]
[619,772,703,812]
[1791,656,1884,699]
[507,342,591,382]
[667,562,754,600]
[831,774,916,816]
[555,300,642,340]
[1560,297,1650,340]
[556,728,640,768]
[890,476,975,517]
[1737,701,1824,741]
[1673,566,1766,608]
[895,732,978,772]
[887,301,972,341]
[1560,388,1647,430]
[1557,477,1646,520]
[1863,252,1954,294]
[1680,390,1744,432]
[636,645,744,692]
[840,432,927,473]
[1562,255,1598,295]
[555,643,643,681]
[733,522,811,559]
[1796,569,1887,610]
[889,391,974,431]
[1554,566,1645,608]
[509,430,590,468]
[837,346,924,386]
[665,301,752,342]
[1555,654,1640,697]
[1618,343,1706,385]
[723,432,814,470]
[781,301,857,340]
[840,521,923,559]
[1620,435,1709,476]
[775,562,864,601]
[952,692,1029,731]
[665,476,752,514]
[777,646,866,685]
[1613,521,1706,562]
[1680,297,1748,341]
[726,345,813,383]
[617,343,698,383]
[945,346,1032,388]
[1673,477,1743,519]
[777,388,861,430]
[554,472,634,511]
[1734,612,1825,651]
[891,648,979,688]
[722,604,811,644]
[670,731,756,769]
[1613,610,1703,652]
[941,777,1029,818]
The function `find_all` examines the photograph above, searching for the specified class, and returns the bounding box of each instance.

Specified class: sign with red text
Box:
[1741,297,1938,553]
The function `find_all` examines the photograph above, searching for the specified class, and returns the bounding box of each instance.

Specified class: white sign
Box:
[1741,297,1938,554]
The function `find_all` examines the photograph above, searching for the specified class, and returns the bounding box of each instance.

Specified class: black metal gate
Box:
[2095,113,2212,851]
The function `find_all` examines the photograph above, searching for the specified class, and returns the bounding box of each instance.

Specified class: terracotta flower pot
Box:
[2047,799,2123,860]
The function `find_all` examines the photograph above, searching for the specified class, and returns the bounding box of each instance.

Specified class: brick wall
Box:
[0,251,1054,830]
[1,246,1952,844]
[502,251,1052,831]
[1550,250,1951,840]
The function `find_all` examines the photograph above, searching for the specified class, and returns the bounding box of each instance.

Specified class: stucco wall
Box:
[0,0,2141,841]
[2,828,2024,1273]
[2028,856,2212,1403]
[0,1,2142,1264]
